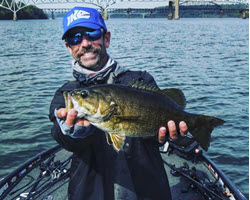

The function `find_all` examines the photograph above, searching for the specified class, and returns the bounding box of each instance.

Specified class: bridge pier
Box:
[150,9,154,18]
[168,1,173,20]
[242,10,249,19]
[174,0,180,19]
[13,11,17,21]
[126,8,131,19]
[219,9,223,18]
[102,9,108,20]
[50,11,55,19]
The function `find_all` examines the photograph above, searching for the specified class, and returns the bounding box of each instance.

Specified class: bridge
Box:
[0,0,248,20]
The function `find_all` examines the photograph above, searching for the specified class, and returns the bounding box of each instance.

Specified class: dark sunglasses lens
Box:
[85,29,102,41]
[67,33,83,45]
[66,29,102,45]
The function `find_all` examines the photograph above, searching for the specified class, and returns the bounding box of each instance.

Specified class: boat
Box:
[0,136,247,200]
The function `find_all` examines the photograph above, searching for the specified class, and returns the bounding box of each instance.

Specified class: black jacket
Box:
[49,69,172,200]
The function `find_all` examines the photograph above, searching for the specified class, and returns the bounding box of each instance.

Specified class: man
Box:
[49,7,188,200]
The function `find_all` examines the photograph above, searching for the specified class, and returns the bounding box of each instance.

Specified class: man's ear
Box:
[104,31,111,48]
[65,42,73,54]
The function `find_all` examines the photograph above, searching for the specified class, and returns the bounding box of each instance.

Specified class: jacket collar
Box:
[72,57,126,85]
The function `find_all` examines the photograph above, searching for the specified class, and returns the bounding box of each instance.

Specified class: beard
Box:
[76,45,107,71]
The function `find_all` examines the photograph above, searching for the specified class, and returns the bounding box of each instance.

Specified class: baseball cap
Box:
[62,7,107,39]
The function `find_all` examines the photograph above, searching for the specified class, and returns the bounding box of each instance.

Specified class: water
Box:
[0,18,248,197]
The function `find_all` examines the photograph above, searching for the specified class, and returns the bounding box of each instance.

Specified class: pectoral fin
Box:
[106,133,126,151]
[106,133,113,145]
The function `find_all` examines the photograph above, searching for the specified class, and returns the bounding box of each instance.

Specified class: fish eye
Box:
[81,91,88,98]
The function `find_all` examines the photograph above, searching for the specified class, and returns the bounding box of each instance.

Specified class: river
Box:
[0,17,248,198]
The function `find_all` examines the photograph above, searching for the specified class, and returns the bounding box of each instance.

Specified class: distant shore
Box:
[0,5,48,20]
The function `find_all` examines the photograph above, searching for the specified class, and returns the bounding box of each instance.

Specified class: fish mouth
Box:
[71,97,112,123]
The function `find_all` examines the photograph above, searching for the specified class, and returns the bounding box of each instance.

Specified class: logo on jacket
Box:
[67,10,91,26]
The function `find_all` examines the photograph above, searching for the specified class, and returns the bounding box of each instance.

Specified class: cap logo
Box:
[67,10,91,26]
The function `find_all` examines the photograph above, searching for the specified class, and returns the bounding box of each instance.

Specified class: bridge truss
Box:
[0,0,248,20]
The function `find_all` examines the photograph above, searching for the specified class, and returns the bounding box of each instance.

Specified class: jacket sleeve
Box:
[49,82,95,153]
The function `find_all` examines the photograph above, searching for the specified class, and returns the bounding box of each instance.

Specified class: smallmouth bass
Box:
[63,82,225,151]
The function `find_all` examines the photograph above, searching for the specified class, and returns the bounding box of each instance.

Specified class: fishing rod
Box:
[163,160,228,200]
[24,170,70,200]
[25,155,56,199]
[9,154,72,200]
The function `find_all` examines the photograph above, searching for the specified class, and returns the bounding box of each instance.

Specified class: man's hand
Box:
[158,120,188,144]
[57,108,90,127]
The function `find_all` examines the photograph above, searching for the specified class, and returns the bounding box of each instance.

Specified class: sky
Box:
[34,1,173,9]
[33,0,249,10]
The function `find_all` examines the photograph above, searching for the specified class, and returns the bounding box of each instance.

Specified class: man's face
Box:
[65,27,110,71]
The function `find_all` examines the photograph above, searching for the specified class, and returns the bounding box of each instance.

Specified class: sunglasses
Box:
[65,29,103,46]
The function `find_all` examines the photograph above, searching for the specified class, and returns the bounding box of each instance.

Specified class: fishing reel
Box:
[169,135,199,153]
[160,135,199,154]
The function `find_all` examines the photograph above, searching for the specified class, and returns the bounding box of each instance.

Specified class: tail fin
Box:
[189,115,225,151]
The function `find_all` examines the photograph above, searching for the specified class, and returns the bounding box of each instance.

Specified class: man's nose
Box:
[80,36,92,47]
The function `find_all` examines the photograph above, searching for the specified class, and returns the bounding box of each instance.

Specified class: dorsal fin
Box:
[160,88,186,109]
[128,80,160,92]
[128,80,186,109]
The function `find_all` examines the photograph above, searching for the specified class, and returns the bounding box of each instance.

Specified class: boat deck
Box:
[1,145,242,200]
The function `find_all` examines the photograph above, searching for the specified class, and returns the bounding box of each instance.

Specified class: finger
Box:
[65,109,78,127]
[76,119,91,127]
[158,126,167,144]
[179,121,188,135]
[57,108,67,118]
[168,120,177,139]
